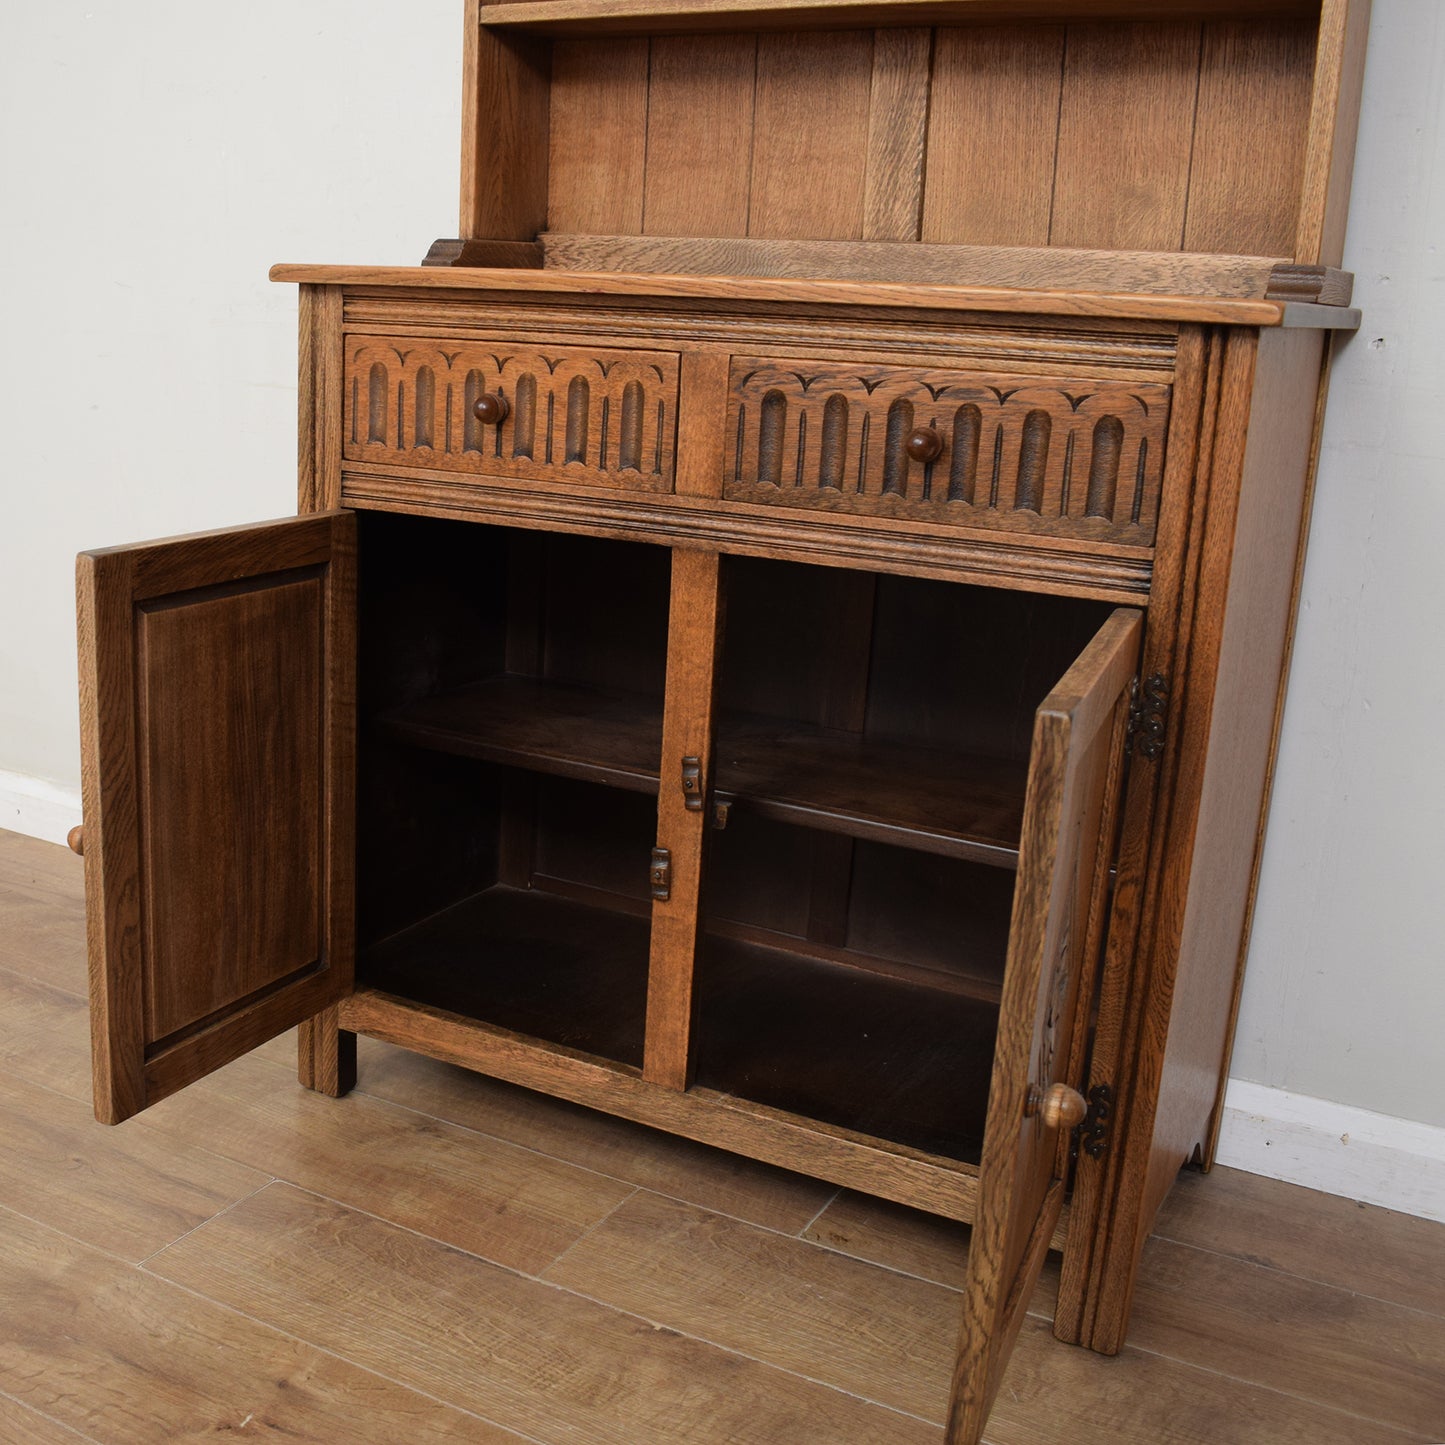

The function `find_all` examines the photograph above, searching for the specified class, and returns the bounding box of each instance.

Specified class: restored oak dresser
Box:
[70,1,1371,1437]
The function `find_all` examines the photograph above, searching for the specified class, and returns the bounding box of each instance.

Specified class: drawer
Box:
[724,357,1171,546]
[344,336,680,493]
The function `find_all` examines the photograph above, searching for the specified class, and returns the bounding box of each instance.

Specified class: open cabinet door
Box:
[948,607,1142,1442]
[76,513,356,1124]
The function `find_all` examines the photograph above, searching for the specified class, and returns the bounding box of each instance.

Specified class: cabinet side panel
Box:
[1082,326,1324,1353]
[1295,0,1372,266]
[1144,325,1325,1202]
[1050,21,1201,252]
[462,15,550,240]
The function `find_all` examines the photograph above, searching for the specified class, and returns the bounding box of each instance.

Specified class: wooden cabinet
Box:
[70,1,1372,1438]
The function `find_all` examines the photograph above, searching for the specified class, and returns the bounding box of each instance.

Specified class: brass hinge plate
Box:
[1073,1083,1115,1160]
[650,846,672,902]
[1128,674,1169,759]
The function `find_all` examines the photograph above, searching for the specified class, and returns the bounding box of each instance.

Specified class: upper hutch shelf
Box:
[477,0,1319,36]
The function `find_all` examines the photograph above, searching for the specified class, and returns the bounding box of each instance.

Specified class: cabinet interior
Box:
[353,511,1113,1161]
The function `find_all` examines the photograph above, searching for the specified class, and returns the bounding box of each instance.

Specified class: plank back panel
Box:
[749,30,874,239]
[1050,21,1203,252]
[862,27,933,241]
[547,37,650,233]
[921,26,1065,248]
[1183,20,1316,257]
[643,33,759,236]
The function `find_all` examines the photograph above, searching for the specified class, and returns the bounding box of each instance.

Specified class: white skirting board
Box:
[0,770,82,848]
[1216,1079,1445,1224]
[2,768,1442,1221]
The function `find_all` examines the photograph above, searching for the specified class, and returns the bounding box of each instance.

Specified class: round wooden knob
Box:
[472,392,510,425]
[1029,1082,1088,1130]
[67,825,85,857]
[904,425,943,463]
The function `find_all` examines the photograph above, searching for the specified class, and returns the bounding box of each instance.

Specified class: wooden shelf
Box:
[378,674,1028,865]
[715,715,1025,867]
[477,0,1316,37]
[360,884,652,1068]
[377,675,664,795]
[696,930,1001,1165]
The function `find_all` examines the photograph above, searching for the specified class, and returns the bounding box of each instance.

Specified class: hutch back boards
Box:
[72,1,1370,1438]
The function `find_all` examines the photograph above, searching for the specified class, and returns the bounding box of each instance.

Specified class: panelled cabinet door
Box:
[75,513,356,1124]
[948,607,1142,1442]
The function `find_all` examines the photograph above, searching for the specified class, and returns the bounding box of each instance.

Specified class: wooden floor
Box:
[2,829,1442,1445]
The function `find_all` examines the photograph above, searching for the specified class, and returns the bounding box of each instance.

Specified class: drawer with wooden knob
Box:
[343,336,681,493]
[723,356,1171,547]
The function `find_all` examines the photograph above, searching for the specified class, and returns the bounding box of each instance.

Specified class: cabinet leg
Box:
[297,1005,357,1097]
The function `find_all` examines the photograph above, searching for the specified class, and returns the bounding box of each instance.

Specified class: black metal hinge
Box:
[1073,1083,1115,1161]
[1128,674,1170,759]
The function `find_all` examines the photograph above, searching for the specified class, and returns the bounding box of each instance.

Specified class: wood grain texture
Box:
[148,1183,942,1445]
[0,1071,267,1262]
[340,987,984,1221]
[546,37,649,233]
[748,30,873,240]
[675,348,731,498]
[75,514,356,1123]
[1125,1235,1445,1438]
[951,608,1140,1438]
[724,355,1171,544]
[922,26,1065,248]
[340,465,1156,603]
[1183,20,1315,257]
[0,1393,88,1445]
[351,1037,836,1232]
[1050,22,1203,251]
[545,1188,974,1420]
[1295,0,1373,265]
[644,549,724,1089]
[643,33,758,237]
[342,334,679,491]
[139,1051,633,1276]
[0,965,92,1101]
[271,264,1293,324]
[461,14,550,239]
[862,28,932,241]
[0,1204,512,1444]
[297,284,343,512]
[1154,1165,1445,1322]
[479,0,1321,35]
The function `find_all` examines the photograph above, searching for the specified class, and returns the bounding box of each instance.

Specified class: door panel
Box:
[76,513,356,1123]
[948,606,1142,1441]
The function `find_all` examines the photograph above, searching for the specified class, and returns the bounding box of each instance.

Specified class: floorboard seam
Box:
[231,1183,949,1432]
[0,1386,105,1445]
[1148,1229,1445,1324]
[133,1245,550,1445]
[1122,1338,1432,1442]
[136,1177,280,1267]
[535,1184,642,1281]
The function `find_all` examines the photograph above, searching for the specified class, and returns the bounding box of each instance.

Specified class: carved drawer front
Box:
[344,338,680,492]
[725,358,1171,545]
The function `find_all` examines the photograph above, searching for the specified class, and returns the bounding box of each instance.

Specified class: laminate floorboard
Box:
[3,828,1442,1445]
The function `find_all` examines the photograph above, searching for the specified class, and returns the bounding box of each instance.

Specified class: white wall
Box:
[1,5,1441,1193]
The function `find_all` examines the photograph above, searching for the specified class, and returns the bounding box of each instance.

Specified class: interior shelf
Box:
[377,675,664,796]
[695,931,1000,1164]
[378,675,1028,865]
[360,885,651,1069]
